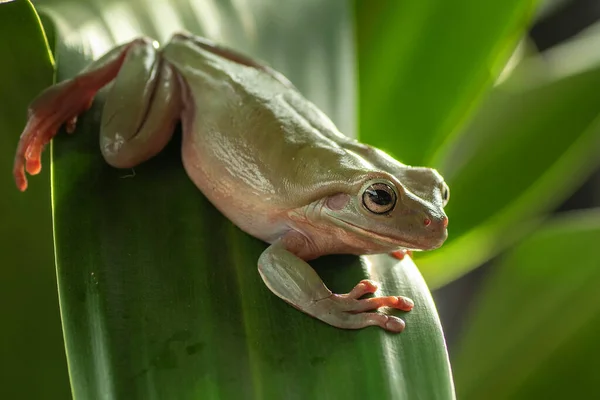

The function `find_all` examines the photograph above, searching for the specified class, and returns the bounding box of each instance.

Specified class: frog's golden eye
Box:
[362,183,396,214]
[441,183,450,207]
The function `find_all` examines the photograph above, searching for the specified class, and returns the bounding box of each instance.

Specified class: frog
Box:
[13,32,449,333]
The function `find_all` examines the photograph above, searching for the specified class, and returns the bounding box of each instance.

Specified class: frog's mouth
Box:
[328,216,428,251]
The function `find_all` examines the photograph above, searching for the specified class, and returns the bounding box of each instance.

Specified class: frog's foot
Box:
[390,249,413,261]
[307,279,414,333]
[13,79,98,191]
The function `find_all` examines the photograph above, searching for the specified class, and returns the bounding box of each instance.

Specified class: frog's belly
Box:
[181,139,290,244]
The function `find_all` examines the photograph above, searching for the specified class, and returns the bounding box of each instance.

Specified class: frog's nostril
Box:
[424,215,448,230]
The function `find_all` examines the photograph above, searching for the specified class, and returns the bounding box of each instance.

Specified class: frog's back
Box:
[163,38,368,223]
[161,37,372,241]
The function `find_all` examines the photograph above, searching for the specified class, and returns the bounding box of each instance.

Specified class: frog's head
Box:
[322,168,449,252]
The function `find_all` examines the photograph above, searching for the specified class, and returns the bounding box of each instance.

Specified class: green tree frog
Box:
[13,33,449,333]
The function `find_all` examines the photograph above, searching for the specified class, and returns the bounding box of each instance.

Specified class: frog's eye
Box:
[362,183,396,215]
[441,183,450,207]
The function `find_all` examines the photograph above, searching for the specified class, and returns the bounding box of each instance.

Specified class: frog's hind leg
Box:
[14,39,144,190]
[13,37,179,191]
[99,43,181,170]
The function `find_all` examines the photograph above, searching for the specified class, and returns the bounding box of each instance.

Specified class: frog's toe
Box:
[14,118,57,189]
[348,295,414,313]
[13,156,28,192]
[341,280,414,312]
[347,279,379,298]
[312,302,406,333]
[336,311,405,332]
[308,289,413,333]
[390,249,413,260]
[25,153,42,175]
[14,116,46,190]
[13,81,95,191]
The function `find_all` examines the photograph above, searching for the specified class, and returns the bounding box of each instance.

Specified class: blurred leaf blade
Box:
[452,209,600,400]
[417,35,600,287]
[356,0,539,165]
[7,0,457,398]
[0,1,70,399]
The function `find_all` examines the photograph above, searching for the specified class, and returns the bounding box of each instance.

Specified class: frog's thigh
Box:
[100,42,182,168]
[258,238,412,333]
[166,32,291,86]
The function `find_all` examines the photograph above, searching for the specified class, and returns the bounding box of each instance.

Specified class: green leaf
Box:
[5,0,455,398]
[355,0,538,165]
[452,209,600,400]
[417,30,600,287]
[0,1,70,399]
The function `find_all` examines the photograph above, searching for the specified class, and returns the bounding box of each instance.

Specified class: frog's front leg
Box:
[258,236,414,333]
[14,37,181,191]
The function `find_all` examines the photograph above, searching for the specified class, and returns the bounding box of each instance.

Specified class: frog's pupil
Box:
[367,189,392,205]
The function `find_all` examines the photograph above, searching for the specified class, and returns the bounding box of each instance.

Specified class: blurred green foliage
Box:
[418,40,600,286]
[356,0,537,166]
[454,209,600,399]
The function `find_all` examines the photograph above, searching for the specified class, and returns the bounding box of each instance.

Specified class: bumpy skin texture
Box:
[14,33,449,333]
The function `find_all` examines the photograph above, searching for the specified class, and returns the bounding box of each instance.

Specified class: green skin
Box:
[14,33,449,333]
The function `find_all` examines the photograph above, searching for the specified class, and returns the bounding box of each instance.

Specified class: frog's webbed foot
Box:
[258,240,414,333]
[13,38,154,191]
[307,279,414,333]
